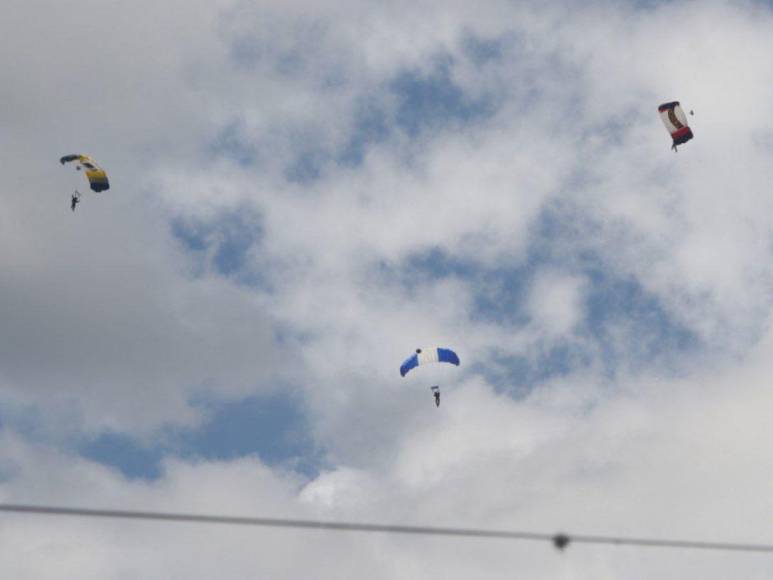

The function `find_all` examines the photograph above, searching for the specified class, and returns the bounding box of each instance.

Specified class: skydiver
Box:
[71,191,80,212]
[431,386,440,407]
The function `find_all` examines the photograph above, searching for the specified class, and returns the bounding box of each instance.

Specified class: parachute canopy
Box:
[400,347,460,377]
[60,154,110,192]
[658,102,693,150]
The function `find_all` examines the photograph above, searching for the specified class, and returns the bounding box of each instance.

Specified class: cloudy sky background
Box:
[2,0,773,577]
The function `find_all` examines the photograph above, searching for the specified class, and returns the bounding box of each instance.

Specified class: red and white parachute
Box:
[658,101,693,151]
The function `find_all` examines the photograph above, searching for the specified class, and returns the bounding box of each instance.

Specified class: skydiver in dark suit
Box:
[431,386,440,407]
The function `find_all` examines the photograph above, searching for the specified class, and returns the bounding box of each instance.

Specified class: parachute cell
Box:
[60,154,110,192]
[400,347,460,377]
[658,102,693,151]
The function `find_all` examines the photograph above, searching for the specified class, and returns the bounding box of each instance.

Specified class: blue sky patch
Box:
[289,54,500,177]
[390,57,496,136]
[209,121,257,167]
[284,148,328,184]
[337,98,391,167]
[79,432,164,480]
[79,391,320,480]
[461,32,506,66]
[583,268,697,375]
[385,205,698,391]
[179,391,318,474]
[171,209,265,283]
[471,341,593,396]
[213,34,512,183]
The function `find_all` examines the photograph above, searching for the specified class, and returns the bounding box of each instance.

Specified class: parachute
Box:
[658,102,693,151]
[400,347,460,377]
[60,154,110,192]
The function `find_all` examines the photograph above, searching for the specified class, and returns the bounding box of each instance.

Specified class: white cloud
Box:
[528,271,586,338]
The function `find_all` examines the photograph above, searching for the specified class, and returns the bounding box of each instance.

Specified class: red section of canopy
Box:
[671,126,691,139]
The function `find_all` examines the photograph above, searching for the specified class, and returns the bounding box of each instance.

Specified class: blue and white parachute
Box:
[400,347,460,377]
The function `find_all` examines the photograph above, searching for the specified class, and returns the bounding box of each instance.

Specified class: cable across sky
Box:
[1,504,771,554]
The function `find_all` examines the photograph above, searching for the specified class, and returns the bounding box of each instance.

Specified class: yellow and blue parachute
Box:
[60,154,110,192]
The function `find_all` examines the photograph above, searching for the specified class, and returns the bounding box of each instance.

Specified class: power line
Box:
[0,503,771,554]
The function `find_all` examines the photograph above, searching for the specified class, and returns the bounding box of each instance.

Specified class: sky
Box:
[2,0,773,577]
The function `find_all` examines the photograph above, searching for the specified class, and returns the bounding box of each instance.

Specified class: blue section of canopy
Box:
[399,354,419,377]
[90,180,110,192]
[437,348,460,366]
